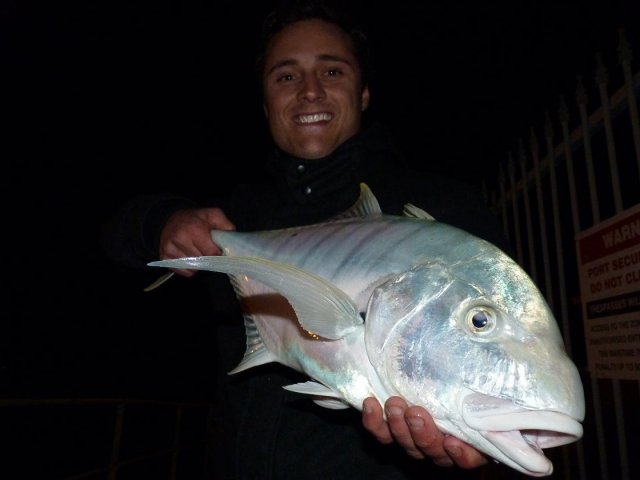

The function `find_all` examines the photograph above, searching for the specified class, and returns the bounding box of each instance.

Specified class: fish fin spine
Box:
[402,203,436,220]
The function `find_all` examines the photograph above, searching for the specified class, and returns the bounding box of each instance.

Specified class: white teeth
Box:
[296,113,332,124]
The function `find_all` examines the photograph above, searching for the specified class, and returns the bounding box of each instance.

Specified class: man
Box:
[103,2,506,478]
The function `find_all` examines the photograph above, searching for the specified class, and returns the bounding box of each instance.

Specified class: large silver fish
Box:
[150,184,584,477]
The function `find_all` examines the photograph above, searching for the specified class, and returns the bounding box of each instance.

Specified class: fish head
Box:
[364,250,584,477]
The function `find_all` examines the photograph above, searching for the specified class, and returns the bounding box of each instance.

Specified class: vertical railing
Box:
[0,398,215,480]
[489,28,639,480]
[108,403,126,480]
[595,48,630,480]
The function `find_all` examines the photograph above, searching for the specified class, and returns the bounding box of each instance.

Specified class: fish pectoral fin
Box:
[283,381,350,410]
[149,256,362,340]
[402,203,435,220]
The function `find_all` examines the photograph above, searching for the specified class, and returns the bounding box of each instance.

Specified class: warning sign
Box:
[576,204,640,380]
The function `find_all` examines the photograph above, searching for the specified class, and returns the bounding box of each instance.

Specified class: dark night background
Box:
[3,1,640,478]
[4,0,639,411]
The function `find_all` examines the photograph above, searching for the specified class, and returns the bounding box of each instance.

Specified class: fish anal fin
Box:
[228,344,279,375]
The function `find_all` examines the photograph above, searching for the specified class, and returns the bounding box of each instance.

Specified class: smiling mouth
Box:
[295,112,333,124]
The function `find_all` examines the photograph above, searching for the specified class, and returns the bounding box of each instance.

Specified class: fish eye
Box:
[466,306,497,335]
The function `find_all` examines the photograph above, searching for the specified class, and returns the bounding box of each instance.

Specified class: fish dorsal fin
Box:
[149,256,362,340]
[403,203,436,220]
[330,183,382,220]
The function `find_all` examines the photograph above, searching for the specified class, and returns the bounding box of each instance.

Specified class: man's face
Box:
[262,19,370,160]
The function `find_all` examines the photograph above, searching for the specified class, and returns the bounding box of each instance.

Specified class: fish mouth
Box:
[461,393,583,477]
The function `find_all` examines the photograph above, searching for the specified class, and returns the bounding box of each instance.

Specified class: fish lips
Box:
[461,392,583,476]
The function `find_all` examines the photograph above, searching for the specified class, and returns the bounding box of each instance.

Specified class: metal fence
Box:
[1,398,215,480]
[486,28,640,480]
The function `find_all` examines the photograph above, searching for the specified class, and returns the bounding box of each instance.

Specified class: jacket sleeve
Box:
[100,193,197,269]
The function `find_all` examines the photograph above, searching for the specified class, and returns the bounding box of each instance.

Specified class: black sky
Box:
[10,1,640,190]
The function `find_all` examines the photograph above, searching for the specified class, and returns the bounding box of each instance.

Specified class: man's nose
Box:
[298,75,326,102]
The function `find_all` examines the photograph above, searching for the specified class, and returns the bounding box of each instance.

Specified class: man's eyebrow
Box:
[266,59,297,76]
[266,54,354,76]
[316,54,353,66]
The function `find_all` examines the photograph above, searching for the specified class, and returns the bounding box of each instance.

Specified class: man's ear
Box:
[361,85,370,111]
[263,103,269,118]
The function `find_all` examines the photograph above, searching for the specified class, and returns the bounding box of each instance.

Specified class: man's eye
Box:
[277,74,295,82]
[326,69,342,77]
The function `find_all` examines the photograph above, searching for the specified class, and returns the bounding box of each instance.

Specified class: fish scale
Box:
[216,216,449,297]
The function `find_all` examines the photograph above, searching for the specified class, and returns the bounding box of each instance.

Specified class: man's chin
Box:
[289,143,335,160]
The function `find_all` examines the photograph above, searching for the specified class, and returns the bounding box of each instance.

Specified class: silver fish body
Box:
[150,187,584,477]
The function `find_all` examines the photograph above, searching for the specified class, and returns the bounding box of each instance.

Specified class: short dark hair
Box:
[255,0,373,92]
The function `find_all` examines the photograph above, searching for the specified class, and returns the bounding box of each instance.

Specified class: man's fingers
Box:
[385,399,425,459]
[402,405,452,465]
[170,268,196,278]
[443,435,489,469]
[203,208,236,231]
[362,397,393,444]
[363,396,488,470]
[192,236,223,257]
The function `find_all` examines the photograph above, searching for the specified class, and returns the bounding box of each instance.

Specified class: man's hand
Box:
[159,207,235,277]
[362,396,488,468]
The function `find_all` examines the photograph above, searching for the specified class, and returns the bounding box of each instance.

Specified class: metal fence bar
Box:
[68,443,206,480]
[576,77,600,224]
[530,127,554,307]
[558,96,582,237]
[108,403,125,480]
[544,113,573,354]
[575,75,614,480]
[507,152,524,265]
[543,113,587,480]
[598,49,631,480]
[518,139,539,280]
[170,405,183,480]
[556,103,584,480]
[202,405,215,479]
[617,29,640,174]
[498,166,509,241]
[596,55,623,213]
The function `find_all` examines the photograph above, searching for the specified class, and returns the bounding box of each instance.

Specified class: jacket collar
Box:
[264,122,396,206]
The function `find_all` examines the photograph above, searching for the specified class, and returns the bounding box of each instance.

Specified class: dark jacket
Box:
[101,122,507,480]
[102,123,509,268]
